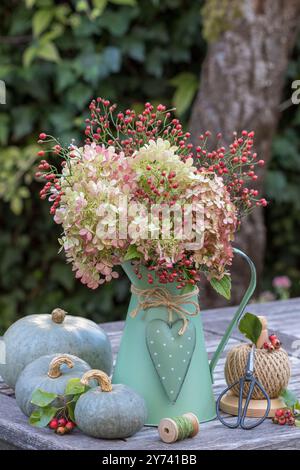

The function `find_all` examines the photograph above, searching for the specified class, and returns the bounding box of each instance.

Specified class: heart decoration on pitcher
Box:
[146,319,196,402]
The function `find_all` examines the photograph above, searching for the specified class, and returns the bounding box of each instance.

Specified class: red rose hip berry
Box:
[56,426,66,435]
[284,408,292,418]
[288,416,295,426]
[278,416,286,425]
[275,409,284,418]
[65,421,76,432]
[269,334,277,342]
[49,419,58,430]
[57,418,67,427]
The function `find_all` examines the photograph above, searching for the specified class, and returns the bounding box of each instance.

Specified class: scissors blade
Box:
[246,344,255,375]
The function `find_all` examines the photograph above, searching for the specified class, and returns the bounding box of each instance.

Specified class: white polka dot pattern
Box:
[146,319,196,402]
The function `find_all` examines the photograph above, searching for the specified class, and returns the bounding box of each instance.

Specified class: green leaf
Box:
[239,313,262,345]
[10,197,23,216]
[33,9,54,37]
[56,63,77,92]
[103,47,122,73]
[54,5,71,24]
[210,275,231,300]
[23,45,38,67]
[170,72,198,116]
[31,389,58,407]
[280,389,299,408]
[37,42,60,63]
[29,406,57,428]
[76,0,89,12]
[65,378,85,396]
[122,38,145,62]
[98,9,133,36]
[295,402,300,411]
[12,106,37,140]
[67,402,76,422]
[124,245,140,261]
[0,114,10,146]
[109,0,136,5]
[66,83,91,109]
[25,0,36,7]
[295,419,300,427]
[40,24,64,44]
[92,0,108,14]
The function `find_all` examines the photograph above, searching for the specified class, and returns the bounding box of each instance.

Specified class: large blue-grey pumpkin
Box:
[0,308,113,388]
[75,370,147,439]
[15,354,91,417]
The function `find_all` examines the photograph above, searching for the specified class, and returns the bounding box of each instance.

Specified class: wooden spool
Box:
[219,390,286,418]
[158,413,199,443]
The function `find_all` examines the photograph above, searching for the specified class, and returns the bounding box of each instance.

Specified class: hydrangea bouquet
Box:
[36,98,266,296]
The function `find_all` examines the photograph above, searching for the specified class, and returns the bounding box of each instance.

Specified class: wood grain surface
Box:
[1,298,299,450]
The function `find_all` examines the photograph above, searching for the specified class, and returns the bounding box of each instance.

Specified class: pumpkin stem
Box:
[48,355,74,379]
[80,369,113,392]
[51,308,67,324]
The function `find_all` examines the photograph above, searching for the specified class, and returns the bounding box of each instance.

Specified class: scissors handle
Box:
[240,379,271,430]
[216,378,243,428]
[216,376,271,430]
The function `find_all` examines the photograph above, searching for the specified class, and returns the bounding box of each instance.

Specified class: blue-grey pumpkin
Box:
[0,308,113,388]
[75,370,147,439]
[15,354,91,417]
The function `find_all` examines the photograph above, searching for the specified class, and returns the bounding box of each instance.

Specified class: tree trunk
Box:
[190,0,300,308]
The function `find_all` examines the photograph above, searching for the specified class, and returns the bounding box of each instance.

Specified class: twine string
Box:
[225,343,291,399]
[174,416,194,441]
[130,284,200,335]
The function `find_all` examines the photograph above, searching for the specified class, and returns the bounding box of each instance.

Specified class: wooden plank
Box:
[0,297,299,450]
[1,393,300,450]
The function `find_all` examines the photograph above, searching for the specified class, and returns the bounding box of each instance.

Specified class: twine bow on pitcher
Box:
[130,285,200,335]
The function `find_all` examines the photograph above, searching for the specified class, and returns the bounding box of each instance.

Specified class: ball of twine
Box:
[225,343,291,399]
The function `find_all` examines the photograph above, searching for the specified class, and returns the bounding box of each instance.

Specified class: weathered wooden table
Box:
[1,298,300,450]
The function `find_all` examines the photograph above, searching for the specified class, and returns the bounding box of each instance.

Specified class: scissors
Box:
[216,345,271,429]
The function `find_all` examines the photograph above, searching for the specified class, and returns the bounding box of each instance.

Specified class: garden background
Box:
[1,0,300,334]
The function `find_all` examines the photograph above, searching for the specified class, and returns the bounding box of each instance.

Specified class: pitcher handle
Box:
[209,247,257,379]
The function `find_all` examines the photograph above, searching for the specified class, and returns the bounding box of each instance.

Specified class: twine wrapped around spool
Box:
[158,413,199,443]
[225,343,291,399]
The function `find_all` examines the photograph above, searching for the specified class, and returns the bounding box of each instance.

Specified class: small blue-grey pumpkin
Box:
[15,354,91,417]
[0,308,112,388]
[75,370,147,439]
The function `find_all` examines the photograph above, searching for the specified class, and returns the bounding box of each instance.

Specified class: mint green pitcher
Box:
[112,248,256,425]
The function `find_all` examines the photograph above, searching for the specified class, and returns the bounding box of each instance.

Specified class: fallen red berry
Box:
[57,418,67,427]
[49,419,58,430]
[269,334,277,342]
[287,417,295,426]
[56,426,66,435]
[275,409,284,418]
[278,416,286,425]
[65,421,76,432]
[284,409,292,418]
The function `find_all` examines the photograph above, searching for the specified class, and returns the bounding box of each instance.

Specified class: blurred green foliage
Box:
[264,35,300,297]
[0,0,299,334]
[0,0,205,333]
